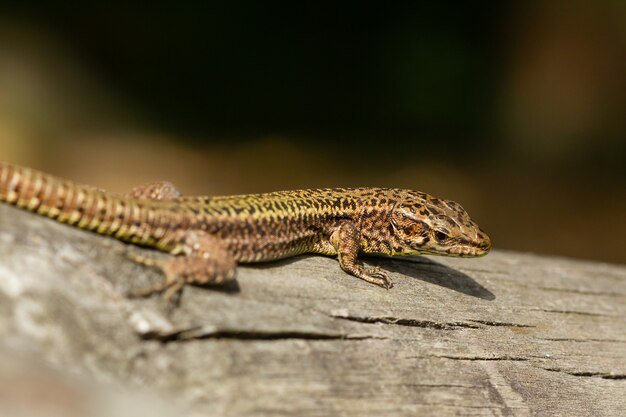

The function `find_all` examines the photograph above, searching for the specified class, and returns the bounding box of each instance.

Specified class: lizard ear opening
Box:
[434,230,448,242]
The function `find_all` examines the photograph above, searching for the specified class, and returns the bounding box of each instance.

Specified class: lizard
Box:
[0,161,491,302]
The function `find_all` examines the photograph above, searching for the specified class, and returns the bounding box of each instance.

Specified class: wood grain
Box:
[0,204,623,416]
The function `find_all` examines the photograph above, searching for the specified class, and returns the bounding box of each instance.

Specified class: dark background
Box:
[0,1,624,263]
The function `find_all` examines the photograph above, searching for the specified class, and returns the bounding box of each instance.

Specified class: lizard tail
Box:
[0,161,156,243]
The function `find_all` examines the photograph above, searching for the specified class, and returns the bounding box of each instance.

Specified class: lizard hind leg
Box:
[125,181,182,200]
[127,230,237,304]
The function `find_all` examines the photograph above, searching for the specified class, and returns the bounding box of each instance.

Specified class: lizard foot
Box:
[358,266,394,289]
[126,230,237,307]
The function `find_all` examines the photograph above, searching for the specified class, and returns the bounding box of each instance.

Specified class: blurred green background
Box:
[0,1,624,263]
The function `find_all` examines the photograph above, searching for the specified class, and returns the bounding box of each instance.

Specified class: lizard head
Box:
[389,192,491,257]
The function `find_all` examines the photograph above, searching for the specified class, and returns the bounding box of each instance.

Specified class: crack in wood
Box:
[543,368,626,380]
[467,319,535,328]
[404,383,478,389]
[139,326,386,342]
[331,314,481,330]
[528,308,616,317]
[432,355,529,362]
[539,337,626,343]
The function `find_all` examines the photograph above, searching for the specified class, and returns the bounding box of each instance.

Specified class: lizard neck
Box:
[355,189,403,255]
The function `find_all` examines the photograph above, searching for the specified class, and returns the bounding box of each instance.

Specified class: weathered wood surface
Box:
[0,203,624,417]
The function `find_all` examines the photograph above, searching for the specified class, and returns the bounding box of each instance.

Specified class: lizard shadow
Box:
[204,280,242,293]
[252,255,495,301]
[369,256,495,300]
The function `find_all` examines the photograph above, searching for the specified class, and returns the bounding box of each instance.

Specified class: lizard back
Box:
[160,188,401,261]
[0,163,399,261]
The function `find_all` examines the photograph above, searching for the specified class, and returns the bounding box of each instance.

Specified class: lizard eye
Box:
[434,231,448,242]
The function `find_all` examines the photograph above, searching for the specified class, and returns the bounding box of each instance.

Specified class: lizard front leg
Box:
[128,230,236,303]
[330,222,393,289]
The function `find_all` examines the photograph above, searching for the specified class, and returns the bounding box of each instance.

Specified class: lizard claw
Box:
[126,249,164,268]
[361,266,394,289]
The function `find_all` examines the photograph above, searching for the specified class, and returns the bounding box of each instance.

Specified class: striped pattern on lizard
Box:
[0,161,491,301]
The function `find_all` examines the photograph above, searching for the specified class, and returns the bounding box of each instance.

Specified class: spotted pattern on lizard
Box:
[0,162,491,302]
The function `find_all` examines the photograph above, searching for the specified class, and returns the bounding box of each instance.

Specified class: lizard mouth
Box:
[449,247,482,257]
[448,241,491,257]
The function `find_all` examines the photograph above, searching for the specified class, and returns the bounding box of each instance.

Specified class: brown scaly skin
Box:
[0,162,491,301]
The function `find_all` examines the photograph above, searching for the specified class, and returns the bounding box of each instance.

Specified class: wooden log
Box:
[0,204,624,416]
